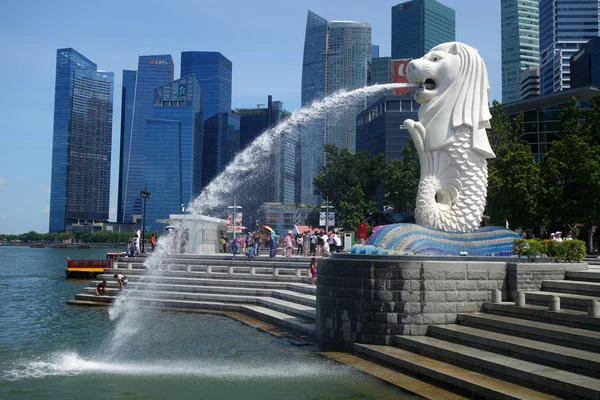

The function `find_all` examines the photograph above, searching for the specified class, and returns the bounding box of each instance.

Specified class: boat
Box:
[65,252,121,279]
[77,244,91,249]
[30,243,45,248]
[53,244,67,249]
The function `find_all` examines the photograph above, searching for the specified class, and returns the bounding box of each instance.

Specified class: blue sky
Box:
[0,0,500,234]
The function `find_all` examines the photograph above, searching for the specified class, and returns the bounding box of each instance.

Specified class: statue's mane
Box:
[419,42,494,158]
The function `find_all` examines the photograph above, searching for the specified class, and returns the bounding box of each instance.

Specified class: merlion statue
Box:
[404,42,495,233]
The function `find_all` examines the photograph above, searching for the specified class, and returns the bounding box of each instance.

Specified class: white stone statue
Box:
[404,42,495,232]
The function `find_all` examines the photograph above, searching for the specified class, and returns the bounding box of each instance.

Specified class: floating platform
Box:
[351,224,520,257]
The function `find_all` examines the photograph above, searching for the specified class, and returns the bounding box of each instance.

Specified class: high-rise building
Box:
[300,10,371,204]
[520,66,540,99]
[571,37,600,89]
[391,0,455,60]
[539,0,600,95]
[180,52,232,121]
[117,55,174,224]
[49,48,114,233]
[142,75,203,231]
[501,0,540,103]
[202,113,240,188]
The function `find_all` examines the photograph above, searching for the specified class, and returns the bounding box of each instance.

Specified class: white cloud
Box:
[43,205,49,214]
[0,177,7,190]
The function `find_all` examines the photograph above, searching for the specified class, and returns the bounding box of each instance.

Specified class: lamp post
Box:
[227,196,243,239]
[321,197,335,234]
[140,188,151,253]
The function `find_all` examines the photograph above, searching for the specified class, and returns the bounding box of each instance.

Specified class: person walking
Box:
[309,231,317,256]
[285,233,294,257]
[309,258,317,285]
[269,231,279,258]
[296,233,304,256]
[150,234,157,252]
[231,237,239,258]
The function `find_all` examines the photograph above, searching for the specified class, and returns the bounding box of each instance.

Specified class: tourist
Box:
[231,237,239,258]
[127,241,134,257]
[334,232,342,253]
[150,234,157,252]
[113,273,128,290]
[220,235,227,253]
[245,232,253,256]
[310,257,317,285]
[253,230,261,256]
[96,280,107,296]
[269,231,279,257]
[296,233,304,256]
[133,234,140,256]
[328,231,336,253]
[565,232,573,241]
[247,243,255,261]
[316,230,324,256]
[555,232,563,242]
[285,233,294,257]
[309,231,317,256]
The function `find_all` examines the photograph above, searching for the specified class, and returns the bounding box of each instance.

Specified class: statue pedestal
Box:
[352,223,520,257]
[169,214,228,254]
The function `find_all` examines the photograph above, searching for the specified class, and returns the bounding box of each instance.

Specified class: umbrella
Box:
[262,225,274,232]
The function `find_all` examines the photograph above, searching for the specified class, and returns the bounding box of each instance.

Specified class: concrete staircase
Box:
[68,255,317,337]
[354,268,600,399]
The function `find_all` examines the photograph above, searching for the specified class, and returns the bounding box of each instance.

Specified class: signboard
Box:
[227,212,243,233]
[357,224,368,240]
[393,59,413,95]
[319,212,335,227]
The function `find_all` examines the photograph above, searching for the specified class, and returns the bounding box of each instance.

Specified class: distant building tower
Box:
[501,0,539,103]
[142,75,203,231]
[49,48,114,233]
[539,0,600,95]
[300,10,371,204]
[201,113,240,189]
[571,37,600,89]
[391,0,455,60]
[520,67,540,99]
[117,55,174,224]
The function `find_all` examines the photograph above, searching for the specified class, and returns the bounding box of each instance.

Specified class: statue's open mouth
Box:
[414,78,437,94]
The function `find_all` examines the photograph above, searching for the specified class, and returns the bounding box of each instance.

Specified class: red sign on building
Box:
[393,59,413,95]
[357,224,368,240]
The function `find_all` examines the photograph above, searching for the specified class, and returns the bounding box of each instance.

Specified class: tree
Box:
[486,103,544,228]
[313,145,385,230]
[380,138,419,214]
[305,207,320,228]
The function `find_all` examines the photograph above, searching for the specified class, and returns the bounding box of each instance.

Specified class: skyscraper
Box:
[300,10,371,204]
[180,52,232,121]
[391,0,455,60]
[49,48,114,233]
[501,0,539,103]
[201,113,240,188]
[539,0,600,95]
[117,55,174,223]
[143,75,203,230]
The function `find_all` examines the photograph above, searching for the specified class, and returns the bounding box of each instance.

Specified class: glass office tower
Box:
[117,69,136,223]
[118,55,174,223]
[180,52,232,121]
[143,75,203,231]
[49,48,114,233]
[501,0,539,103]
[539,0,600,95]
[391,0,455,60]
[300,11,371,204]
[201,113,240,188]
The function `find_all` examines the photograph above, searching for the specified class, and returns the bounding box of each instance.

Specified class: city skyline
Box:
[0,0,501,234]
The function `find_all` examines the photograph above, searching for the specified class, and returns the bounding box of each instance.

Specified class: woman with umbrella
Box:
[264,225,278,258]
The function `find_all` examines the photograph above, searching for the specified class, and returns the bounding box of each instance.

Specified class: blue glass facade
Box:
[49,48,114,233]
[201,113,240,188]
[539,0,600,94]
[571,37,600,88]
[391,0,455,60]
[300,11,371,204]
[180,52,232,121]
[118,55,173,223]
[117,70,136,223]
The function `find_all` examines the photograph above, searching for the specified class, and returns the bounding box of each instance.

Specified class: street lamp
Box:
[140,188,151,253]
[227,196,243,239]
[321,196,335,234]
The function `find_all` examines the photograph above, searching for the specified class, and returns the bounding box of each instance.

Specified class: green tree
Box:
[313,145,385,229]
[305,207,320,228]
[380,138,419,214]
[486,103,544,228]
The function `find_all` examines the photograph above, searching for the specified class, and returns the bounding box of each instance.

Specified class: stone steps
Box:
[541,280,600,296]
[566,270,600,282]
[525,290,600,311]
[428,324,600,378]
[482,302,600,332]
[353,343,561,400]
[71,294,316,336]
[458,312,600,352]
[86,281,316,306]
[76,290,316,320]
[100,269,308,283]
[392,335,600,400]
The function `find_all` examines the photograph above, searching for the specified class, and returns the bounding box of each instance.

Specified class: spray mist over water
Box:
[100,83,412,367]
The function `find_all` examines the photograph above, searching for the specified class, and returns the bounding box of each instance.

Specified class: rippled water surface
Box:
[0,246,417,400]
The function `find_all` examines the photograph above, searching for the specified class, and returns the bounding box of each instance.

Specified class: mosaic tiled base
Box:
[351,224,520,257]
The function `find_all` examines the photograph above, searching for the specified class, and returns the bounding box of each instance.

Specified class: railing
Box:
[112,258,312,279]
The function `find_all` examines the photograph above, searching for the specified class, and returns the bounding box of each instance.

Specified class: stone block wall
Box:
[316,255,507,351]
[506,262,588,299]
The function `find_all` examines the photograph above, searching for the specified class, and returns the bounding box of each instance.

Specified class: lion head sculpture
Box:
[406,42,495,158]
